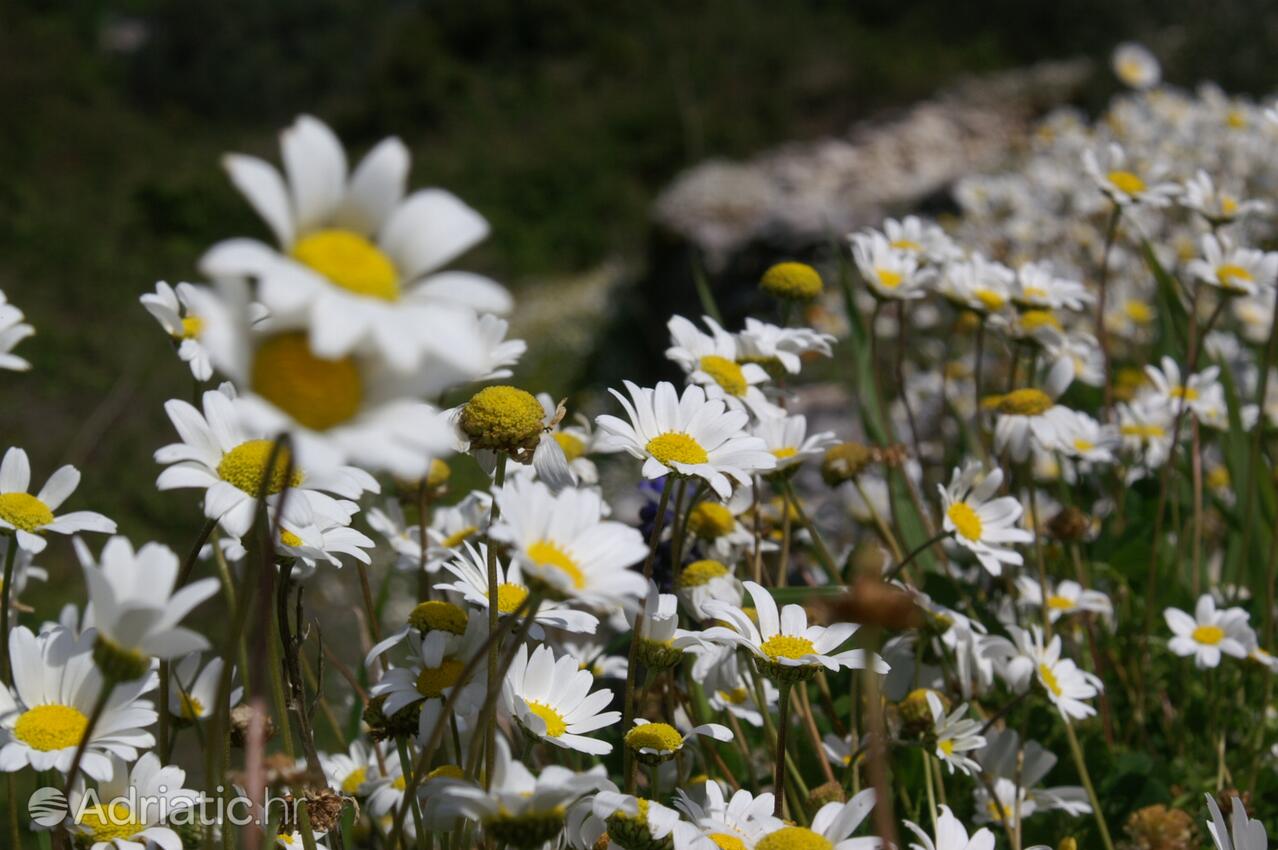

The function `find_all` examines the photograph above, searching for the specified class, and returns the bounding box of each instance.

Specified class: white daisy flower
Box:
[363,746,408,819]
[367,612,486,717]
[1206,794,1267,850]
[1141,356,1228,428]
[973,729,1090,826]
[735,318,835,375]
[754,788,880,850]
[624,717,731,764]
[0,535,47,613]
[851,231,931,301]
[938,254,1015,314]
[1111,42,1160,89]
[591,791,705,850]
[140,280,217,381]
[666,315,779,417]
[1186,233,1278,297]
[1180,170,1268,224]
[201,114,509,373]
[992,357,1074,462]
[1043,407,1118,464]
[275,508,375,571]
[1082,143,1179,207]
[320,739,379,796]
[596,381,776,500]
[490,477,648,610]
[79,536,220,670]
[0,448,115,554]
[68,752,198,850]
[502,642,620,756]
[155,386,378,540]
[1014,577,1112,623]
[0,291,35,372]
[984,625,1102,720]
[0,626,156,781]
[1012,262,1093,311]
[752,413,837,472]
[169,652,241,722]
[702,580,887,681]
[938,463,1032,577]
[676,555,743,620]
[420,491,492,570]
[674,780,783,850]
[926,692,986,776]
[883,215,961,262]
[904,805,996,850]
[691,642,777,727]
[435,541,598,637]
[1165,594,1252,668]
[1117,398,1175,471]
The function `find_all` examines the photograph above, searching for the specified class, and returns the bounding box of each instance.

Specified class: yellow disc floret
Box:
[757,826,834,850]
[1193,624,1225,645]
[554,432,587,462]
[527,540,586,589]
[700,355,748,397]
[760,635,816,661]
[252,332,363,431]
[709,834,748,850]
[416,658,465,698]
[687,503,735,540]
[177,693,205,721]
[291,229,400,301]
[0,492,54,532]
[525,701,568,737]
[496,582,530,614]
[77,802,143,843]
[624,722,684,753]
[646,432,708,467]
[14,704,89,751]
[946,502,983,542]
[217,439,304,496]
[459,386,545,453]
[1038,663,1063,697]
[997,388,1053,416]
[340,766,368,795]
[874,267,904,289]
[760,262,823,301]
[408,600,468,635]
[679,559,730,588]
[180,315,203,339]
[1107,170,1146,196]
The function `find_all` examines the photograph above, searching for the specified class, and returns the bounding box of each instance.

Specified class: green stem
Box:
[0,535,16,685]
[396,736,427,848]
[921,749,938,836]
[883,530,953,582]
[483,453,509,789]
[774,682,793,818]
[1064,717,1115,850]
[779,477,838,576]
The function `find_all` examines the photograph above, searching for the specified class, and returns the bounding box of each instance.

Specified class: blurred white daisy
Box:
[0,447,115,553]
[1165,594,1252,669]
[140,280,216,381]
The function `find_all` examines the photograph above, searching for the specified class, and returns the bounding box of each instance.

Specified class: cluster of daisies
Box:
[0,40,1274,850]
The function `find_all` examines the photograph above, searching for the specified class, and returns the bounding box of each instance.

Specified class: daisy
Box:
[1044,407,1118,464]
[0,448,115,554]
[991,358,1074,462]
[1142,356,1228,427]
[882,215,960,262]
[596,381,776,499]
[420,491,492,570]
[320,739,378,796]
[363,746,408,819]
[938,463,1032,576]
[904,806,995,850]
[490,477,648,610]
[155,386,378,540]
[68,752,199,850]
[521,392,614,488]
[169,653,241,723]
[693,644,777,727]
[592,791,705,850]
[674,780,783,850]
[275,507,375,571]
[925,693,986,776]
[752,413,837,472]
[1186,233,1278,297]
[1012,262,1093,312]
[1112,42,1160,89]
[984,625,1102,720]
[1165,594,1252,668]
[502,642,620,755]
[676,556,743,620]
[186,279,459,479]
[702,580,887,682]
[0,535,47,612]
[1180,170,1268,224]
[754,789,880,850]
[140,280,217,381]
[435,541,598,637]
[851,231,931,301]
[201,114,509,373]
[0,626,156,781]
[632,581,704,669]
[0,291,34,372]
[1206,794,1267,850]
[1117,398,1175,470]
[367,612,487,718]
[79,536,220,675]
[1082,143,1179,207]
[735,318,835,375]
[1015,577,1112,623]
[973,729,1090,826]
[624,717,731,764]
[666,315,778,417]
[937,255,1015,315]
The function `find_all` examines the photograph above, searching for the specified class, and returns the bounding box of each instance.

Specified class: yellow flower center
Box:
[687,503,735,540]
[624,722,683,752]
[890,239,923,252]
[1227,109,1247,129]
[772,446,798,460]
[939,739,956,756]
[392,775,407,791]
[1073,438,1095,453]
[760,635,816,661]
[408,600,468,635]
[279,529,303,548]
[460,386,545,451]
[1046,595,1075,611]
[699,355,748,397]
[416,658,465,698]
[527,540,586,589]
[646,432,709,466]
[1170,385,1199,401]
[496,582,530,614]
[291,229,400,301]
[710,834,749,850]
[1124,300,1153,324]
[757,826,834,850]
[974,289,1006,311]
[1021,286,1048,300]
[1193,624,1225,645]
[252,333,363,431]
[1121,423,1166,440]
[760,262,823,300]
[1221,195,1239,216]
[1107,170,1146,195]
[216,439,304,496]
[526,701,568,737]
[0,492,54,532]
[1019,309,1060,331]
[180,315,203,340]
[997,388,1053,416]
[680,558,730,588]
[1216,264,1254,289]
[946,502,983,542]
[440,526,478,549]
[427,764,464,780]
[13,704,88,751]
[875,268,904,289]
[77,802,144,842]
[554,432,587,462]
[178,693,205,720]
[1207,466,1230,490]
[1038,663,1063,697]
[340,766,368,795]
[717,687,749,705]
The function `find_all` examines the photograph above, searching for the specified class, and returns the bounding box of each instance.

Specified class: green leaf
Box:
[766,585,850,604]
[1141,240,1188,357]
